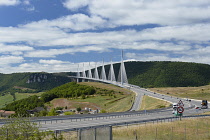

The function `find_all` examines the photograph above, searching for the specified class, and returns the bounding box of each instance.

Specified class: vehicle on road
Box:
[173,103,178,109]
[195,106,201,110]
[201,100,208,109]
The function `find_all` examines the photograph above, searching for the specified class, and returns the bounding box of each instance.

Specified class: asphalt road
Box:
[0,86,209,131]
[37,86,210,131]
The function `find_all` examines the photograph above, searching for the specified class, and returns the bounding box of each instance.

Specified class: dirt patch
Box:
[50,98,101,110]
[13,86,35,91]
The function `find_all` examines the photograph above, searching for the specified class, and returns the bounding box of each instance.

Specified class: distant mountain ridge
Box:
[0,72,73,94]
[0,61,210,94]
[123,61,210,87]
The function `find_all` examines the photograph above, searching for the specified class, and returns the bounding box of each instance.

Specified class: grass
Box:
[73,94,134,112]
[149,84,210,101]
[76,82,135,112]
[0,92,44,109]
[49,116,210,140]
[79,82,132,94]
[113,117,210,140]
[0,94,13,108]
[140,95,171,110]
[49,82,135,113]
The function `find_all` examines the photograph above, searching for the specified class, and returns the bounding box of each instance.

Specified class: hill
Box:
[2,82,134,116]
[108,61,210,88]
[0,72,73,95]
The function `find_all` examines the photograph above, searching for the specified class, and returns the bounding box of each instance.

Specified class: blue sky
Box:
[1,0,210,73]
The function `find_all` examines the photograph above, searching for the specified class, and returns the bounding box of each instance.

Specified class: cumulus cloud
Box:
[24,46,108,58]
[39,59,70,64]
[1,0,210,73]
[0,0,20,6]
[22,14,109,31]
[63,0,90,10]
[63,0,210,26]
[0,55,24,65]
[0,44,34,55]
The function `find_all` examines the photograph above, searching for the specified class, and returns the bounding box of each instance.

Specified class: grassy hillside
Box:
[113,117,210,140]
[95,61,210,88]
[140,95,171,110]
[46,82,135,113]
[149,84,210,101]
[2,82,135,116]
[115,61,210,88]
[0,72,72,94]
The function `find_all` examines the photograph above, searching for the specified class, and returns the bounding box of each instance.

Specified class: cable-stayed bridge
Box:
[70,56,130,88]
[68,50,133,89]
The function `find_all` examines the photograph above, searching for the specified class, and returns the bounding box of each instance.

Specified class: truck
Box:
[172,103,178,114]
[201,100,208,109]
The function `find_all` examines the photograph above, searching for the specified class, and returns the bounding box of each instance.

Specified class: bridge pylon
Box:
[94,62,99,80]
[100,59,107,81]
[117,50,128,85]
[88,62,92,79]
[108,59,116,83]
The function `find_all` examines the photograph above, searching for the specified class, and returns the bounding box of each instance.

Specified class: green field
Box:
[73,93,134,112]
[48,82,135,113]
[113,117,210,140]
[149,84,210,101]
[0,92,43,109]
[140,95,171,110]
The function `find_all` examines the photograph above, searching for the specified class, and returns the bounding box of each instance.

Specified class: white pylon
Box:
[77,64,80,78]
[76,64,80,82]
[118,50,128,85]
[88,62,92,78]
[108,59,116,82]
[100,59,107,80]
[94,62,99,79]
[82,63,86,77]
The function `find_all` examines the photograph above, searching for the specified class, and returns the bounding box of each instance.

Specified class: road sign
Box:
[177,106,184,113]
[177,100,184,107]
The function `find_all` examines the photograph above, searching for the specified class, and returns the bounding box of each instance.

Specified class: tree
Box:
[0,118,48,140]
[76,107,81,112]
[47,108,58,116]
[100,109,107,113]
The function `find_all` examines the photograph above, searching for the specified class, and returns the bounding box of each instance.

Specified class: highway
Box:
[35,86,210,131]
[0,86,209,131]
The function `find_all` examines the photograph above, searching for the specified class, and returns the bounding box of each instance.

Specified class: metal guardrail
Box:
[55,114,210,132]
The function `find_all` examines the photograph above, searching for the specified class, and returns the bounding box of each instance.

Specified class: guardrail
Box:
[54,114,210,132]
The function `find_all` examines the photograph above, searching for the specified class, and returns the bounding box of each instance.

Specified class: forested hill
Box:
[122,61,210,87]
[0,72,72,94]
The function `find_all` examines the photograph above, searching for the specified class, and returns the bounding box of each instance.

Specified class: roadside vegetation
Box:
[0,92,43,109]
[149,84,210,101]
[140,95,171,110]
[1,82,135,117]
[125,61,210,88]
[113,117,210,140]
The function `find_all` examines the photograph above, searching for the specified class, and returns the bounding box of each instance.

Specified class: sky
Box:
[1,0,210,73]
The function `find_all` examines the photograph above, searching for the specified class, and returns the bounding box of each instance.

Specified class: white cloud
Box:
[23,14,109,31]
[0,44,34,55]
[63,0,210,26]
[0,55,24,65]
[1,0,210,73]
[125,51,210,65]
[0,0,20,6]
[24,46,108,58]
[39,59,69,64]
[9,62,77,73]
[63,0,90,10]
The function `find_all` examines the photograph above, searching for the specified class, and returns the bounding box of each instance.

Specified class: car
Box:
[195,106,201,110]
[173,103,178,109]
